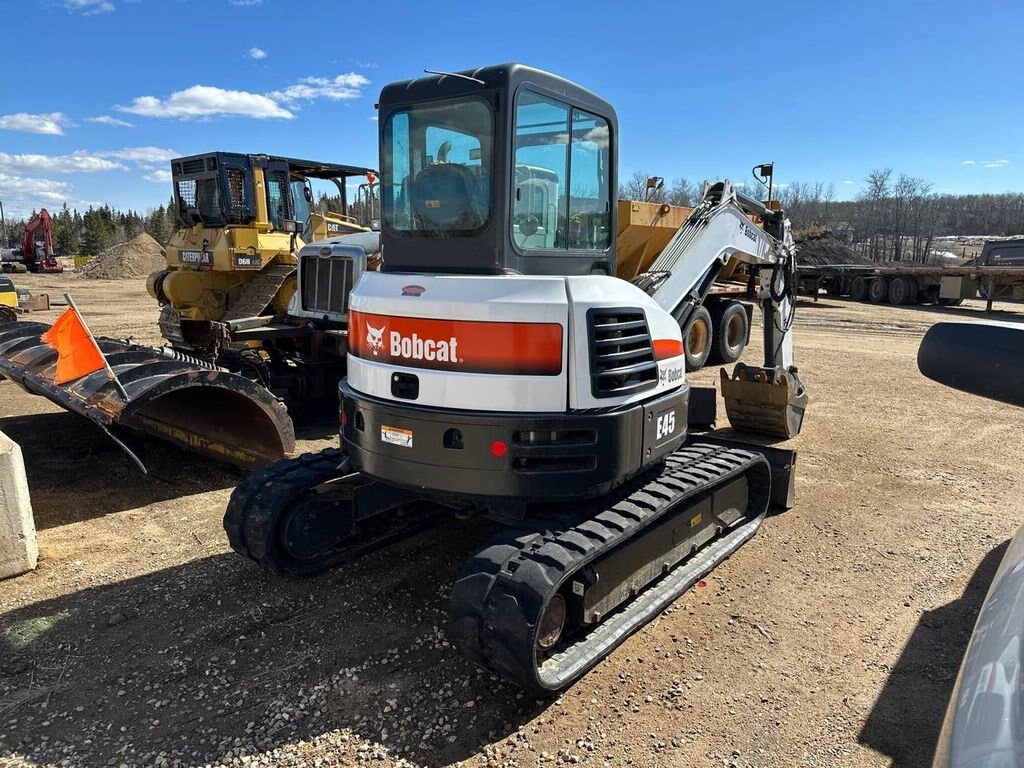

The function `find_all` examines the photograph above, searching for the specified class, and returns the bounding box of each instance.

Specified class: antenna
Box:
[423,69,485,86]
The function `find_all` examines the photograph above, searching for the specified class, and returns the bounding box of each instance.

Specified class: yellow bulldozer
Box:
[148,152,378,352]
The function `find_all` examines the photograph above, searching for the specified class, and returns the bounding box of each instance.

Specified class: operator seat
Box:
[409,163,483,231]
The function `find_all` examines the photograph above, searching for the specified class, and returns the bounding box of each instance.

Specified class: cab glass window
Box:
[568,109,611,250]
[513,92,569,250]
[383,98,492,236]
[290,179,312,226]
[512,91,611,252]
[266,170,291,230]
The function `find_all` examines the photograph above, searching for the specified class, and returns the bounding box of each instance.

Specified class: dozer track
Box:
[158,305,186,346]
[224,448,440,577]
[224,264,296,321]
[0,320,295,470]
[449,443,771,693]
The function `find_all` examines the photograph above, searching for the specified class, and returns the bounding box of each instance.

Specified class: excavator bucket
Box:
[720,363,807,439]
[0,321,295,472]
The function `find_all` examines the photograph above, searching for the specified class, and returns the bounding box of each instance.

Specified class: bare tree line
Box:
[621,168,1024,264]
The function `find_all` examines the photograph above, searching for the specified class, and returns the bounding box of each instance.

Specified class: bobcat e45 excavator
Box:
[225,64,807,693]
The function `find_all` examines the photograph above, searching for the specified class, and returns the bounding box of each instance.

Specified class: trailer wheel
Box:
[0,306,16,324]
[888,277,916,306]
[868,277,890,303]
[850,276,868,301]
[683,305,713,372]
[708,301,748,365]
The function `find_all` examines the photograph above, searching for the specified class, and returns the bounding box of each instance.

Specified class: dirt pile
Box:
[794,227,873,267]
[76,233,165,280]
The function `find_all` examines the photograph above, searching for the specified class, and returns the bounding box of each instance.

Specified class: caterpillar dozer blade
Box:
[0,321,295,472]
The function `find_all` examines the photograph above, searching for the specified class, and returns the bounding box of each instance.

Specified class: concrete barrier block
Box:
[0,431,37,579]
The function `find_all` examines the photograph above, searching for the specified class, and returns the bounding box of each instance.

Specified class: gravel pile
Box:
[76,233,165,280]
[793,228,872,267]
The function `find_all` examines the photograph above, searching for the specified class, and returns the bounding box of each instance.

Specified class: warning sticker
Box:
[381,425,413,448]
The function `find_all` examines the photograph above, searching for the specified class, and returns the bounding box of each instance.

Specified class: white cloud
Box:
[841,179,855,185]
[0,112,74,136]
[145,169,173,183]
[961,160,976,165]
[0,147,177,176]
[0,151,126,174]
[230,0,262,5]
[101,146,178,167]
[268,73,370,105]
[369,115,378,121]
[247,47,267,60]
[983,159,1010,168]
[117,85,293,120]
[0,173,79,217]
[64,0,115,14]
[86,115,133,127]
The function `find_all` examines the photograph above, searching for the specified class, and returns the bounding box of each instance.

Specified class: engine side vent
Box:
[181,158,206,174]
[301,252,354,316]
[586,307,658,398]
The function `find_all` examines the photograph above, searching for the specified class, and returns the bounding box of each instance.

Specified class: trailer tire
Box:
[708,301,748,365]
[0,306,16,324]
[683,305,713,372]
[888,277,916,306]
[868,277,889,303]
[850,276,868,301]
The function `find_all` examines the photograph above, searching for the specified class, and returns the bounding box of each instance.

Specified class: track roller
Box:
[448,443,772,693]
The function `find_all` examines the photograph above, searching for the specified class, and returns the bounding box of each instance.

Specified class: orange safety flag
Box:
[41,307,107,385]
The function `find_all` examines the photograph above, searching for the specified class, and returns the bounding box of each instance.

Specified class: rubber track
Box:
[224,447,349,576]
[448,443,771,693]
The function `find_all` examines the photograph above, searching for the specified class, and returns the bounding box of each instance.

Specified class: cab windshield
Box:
[383,97,492,237]
[290,179,312,225]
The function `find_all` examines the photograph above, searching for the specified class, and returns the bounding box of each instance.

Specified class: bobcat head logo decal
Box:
[366,323,386,355]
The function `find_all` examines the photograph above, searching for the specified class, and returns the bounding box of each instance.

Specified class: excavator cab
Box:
[378,64,616,277]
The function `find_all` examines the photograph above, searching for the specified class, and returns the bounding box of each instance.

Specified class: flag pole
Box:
[63,293,130,401]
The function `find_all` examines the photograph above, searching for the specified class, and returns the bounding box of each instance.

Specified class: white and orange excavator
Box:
[224,64,808,694]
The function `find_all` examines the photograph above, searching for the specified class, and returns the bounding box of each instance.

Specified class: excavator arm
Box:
[633,180,806,437]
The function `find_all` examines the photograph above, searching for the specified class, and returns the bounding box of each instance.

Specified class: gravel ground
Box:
[1,274,1023,767]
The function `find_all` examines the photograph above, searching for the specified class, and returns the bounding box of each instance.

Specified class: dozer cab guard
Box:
[0,321,294,471]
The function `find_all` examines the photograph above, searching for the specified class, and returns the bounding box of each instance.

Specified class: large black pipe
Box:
[918,321,1024,407]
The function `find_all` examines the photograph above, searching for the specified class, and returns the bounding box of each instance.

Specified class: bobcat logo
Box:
[366,323,386,355]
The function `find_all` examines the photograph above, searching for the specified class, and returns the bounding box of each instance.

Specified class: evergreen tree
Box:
[52,203,77,257]
[80,207,111,255]
[144,205,172,245]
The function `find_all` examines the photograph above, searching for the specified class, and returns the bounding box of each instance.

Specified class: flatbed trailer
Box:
[796,262,1024,312]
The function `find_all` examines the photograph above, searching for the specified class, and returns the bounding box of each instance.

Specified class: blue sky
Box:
[2,0,1021,218]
